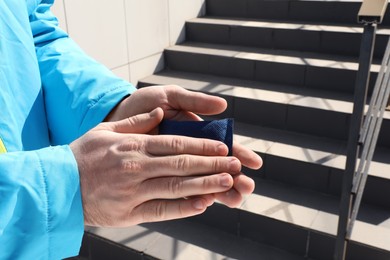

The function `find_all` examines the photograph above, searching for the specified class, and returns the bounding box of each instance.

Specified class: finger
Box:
[165,85,227,116]
[140,173,234,201]
[132,197,212,224]
[199,194,216,207]
[184,194,216,207]
[141,155,241,178]
[215,174,255,208]
[215,189,243,208]
[145,135,229,156]
[233,142,263,170]
[164,109,203,122]
[233,174,255,195]
[103,107,164,133]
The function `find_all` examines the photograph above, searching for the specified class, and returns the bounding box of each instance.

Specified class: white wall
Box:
[51,0,205,86]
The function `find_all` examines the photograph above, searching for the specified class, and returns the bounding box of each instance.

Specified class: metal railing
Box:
[334,0,389,259]
[387,93,390,110]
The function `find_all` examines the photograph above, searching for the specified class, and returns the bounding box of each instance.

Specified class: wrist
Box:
[104,94,130,122]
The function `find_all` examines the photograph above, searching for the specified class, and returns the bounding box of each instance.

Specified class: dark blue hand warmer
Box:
[159,118,234,156]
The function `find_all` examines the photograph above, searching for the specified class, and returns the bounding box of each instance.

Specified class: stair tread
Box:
[142,70,354,113]
[239,178,390,251]
[140,70,390,180]
[86,179,390,254]
[140,68,390,122]
[205,0,390,28]
[86,219,305,260]
[190,16,390,35]
[167,42,382,71]
[234,122,390,180]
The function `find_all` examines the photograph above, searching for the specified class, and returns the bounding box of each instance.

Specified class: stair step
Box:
[139,70,390,208]
[85,219,306,260]
[139,70,390,148]
[205,0,390,26]
[233,122,390,206]
[190,178,390,260]
[84,179,390,260]
[186,17,390,58]
[243,179,390,246]
[164,42,381,94]
[79,177,390,260]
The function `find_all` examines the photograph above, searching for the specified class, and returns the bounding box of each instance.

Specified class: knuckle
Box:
[171,138,185,153]
[126,116,139,127]
[143,201,166,222]
[165,84,180,93]
[174,155,191,172]
[106,145,119,157]
[155,202,166,220]
[202,177,211,189]
[169,84,180,89]
[120,159,142,174]
[117,139,142,152]
[178,201,185,217]
[167,177,183,196]
[212,158,223,173]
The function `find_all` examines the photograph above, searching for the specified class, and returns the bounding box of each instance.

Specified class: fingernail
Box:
[192,199,205,210]
[221,175,232,187]
[230,158,241,172]
[217,143,228,155]
[149,107,160,117]
[149,108,157,115]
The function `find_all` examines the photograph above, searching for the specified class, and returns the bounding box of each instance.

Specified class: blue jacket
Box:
[0,0,136,258]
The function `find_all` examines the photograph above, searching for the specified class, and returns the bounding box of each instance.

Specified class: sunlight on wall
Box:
[51,0,205,86]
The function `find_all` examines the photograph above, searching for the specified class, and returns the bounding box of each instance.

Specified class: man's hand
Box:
[105,85,227,122]
[71,108,242,227]
[105,85,263,207]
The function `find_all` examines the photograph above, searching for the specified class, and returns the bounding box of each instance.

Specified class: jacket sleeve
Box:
[30,0,137,145]
[0,146,83,259]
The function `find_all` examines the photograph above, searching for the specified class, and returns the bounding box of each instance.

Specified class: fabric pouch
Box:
[159,118,234,156]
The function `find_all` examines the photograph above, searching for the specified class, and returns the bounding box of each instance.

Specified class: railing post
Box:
[387,94,390,110]
[334,0,388,259]
[334,22,376,260]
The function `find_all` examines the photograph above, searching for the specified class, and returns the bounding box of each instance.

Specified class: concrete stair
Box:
[185,17,390,59]
[205,0,390,26]
[82,1,390,259]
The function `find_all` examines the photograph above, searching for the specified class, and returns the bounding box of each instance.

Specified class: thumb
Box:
[103,107,164,134]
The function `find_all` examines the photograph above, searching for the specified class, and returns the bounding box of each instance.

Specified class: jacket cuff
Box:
[79,84,134,137]
[36,145,84,259]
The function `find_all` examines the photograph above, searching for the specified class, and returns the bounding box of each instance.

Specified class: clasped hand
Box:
[71,85,262,227]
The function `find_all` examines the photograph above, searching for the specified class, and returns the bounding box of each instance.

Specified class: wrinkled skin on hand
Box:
[71,109,244,227]
[105,85,263,208]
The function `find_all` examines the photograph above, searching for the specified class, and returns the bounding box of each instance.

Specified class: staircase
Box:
[80,1,390,259]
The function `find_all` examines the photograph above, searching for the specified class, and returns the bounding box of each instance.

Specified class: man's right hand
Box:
[70,108,242,227]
